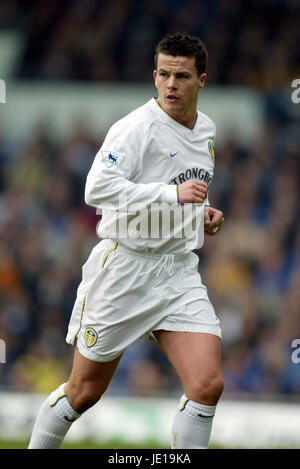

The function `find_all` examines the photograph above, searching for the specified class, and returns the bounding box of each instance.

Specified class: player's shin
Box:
[171,394,216,449]
[28,383,81,449]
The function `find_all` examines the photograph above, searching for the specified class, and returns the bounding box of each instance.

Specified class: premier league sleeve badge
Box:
[101,151,123,168]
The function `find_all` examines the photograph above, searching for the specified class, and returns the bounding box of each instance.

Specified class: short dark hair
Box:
[154,32,208,76]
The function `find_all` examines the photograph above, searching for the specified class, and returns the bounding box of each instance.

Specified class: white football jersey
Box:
[85,98,216,254]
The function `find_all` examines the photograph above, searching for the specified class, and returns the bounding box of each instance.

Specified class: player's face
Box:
[153,54,206,128]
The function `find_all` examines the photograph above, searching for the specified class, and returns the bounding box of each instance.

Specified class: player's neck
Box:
[156,98,197,130]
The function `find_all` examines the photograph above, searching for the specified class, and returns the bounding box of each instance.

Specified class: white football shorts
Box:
[66,238,221,362]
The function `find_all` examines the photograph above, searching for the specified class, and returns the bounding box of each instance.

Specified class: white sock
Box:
[171,394,216,449]
[28,383,81,449]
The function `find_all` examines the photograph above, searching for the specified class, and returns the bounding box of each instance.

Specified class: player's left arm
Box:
[204,205,224,236]
[204,123,223,236]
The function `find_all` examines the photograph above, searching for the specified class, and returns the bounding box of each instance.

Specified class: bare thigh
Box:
[64,348,122,413]
[153,330,223,405]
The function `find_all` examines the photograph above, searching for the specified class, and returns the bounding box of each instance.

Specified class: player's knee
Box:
[210,374,224,400]
[66,381,104,414]
[204,374,224,402]
[187,373,224,405]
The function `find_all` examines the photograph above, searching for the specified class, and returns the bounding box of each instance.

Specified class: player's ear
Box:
[153,70,157,81]
[198,73,206,88]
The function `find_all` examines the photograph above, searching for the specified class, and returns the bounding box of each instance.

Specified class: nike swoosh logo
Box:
[64,415,76,422]
[198,413,214,419]
[169,152,179,157]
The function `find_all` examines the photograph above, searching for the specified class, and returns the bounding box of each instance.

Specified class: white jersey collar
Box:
[149,98,199,135]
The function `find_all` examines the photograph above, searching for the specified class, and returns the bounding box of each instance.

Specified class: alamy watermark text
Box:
[291,339,300,364]
[0,79,6,103]
[0,339,6,363]
[291,79,300,104]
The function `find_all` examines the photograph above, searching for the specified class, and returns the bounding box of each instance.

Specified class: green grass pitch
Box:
[0,439,170,449]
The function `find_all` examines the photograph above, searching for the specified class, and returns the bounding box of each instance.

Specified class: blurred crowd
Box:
[0,113,300,398]
[0,0,300,399]
[0,0,299,88]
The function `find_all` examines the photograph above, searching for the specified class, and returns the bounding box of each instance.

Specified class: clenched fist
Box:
[177,179,207,204]
[204,206,224,236]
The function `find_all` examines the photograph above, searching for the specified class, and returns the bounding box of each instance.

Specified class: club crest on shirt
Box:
[208,140,215,162]
[101,151,122,168]
[85,327,98,348]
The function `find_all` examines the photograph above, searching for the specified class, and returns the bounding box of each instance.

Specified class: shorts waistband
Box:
[116,241,188,262]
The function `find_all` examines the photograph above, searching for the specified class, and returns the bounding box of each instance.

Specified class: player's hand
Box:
[204,206,224,236]
[177,179,208,204]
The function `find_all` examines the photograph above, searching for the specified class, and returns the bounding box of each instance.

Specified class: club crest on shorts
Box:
[101,151,122,168]
[208,140,215,162]
[85,327,98,348]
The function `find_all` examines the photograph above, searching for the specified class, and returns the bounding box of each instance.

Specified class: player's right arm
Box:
[85,120,178,213]
[177,180,207,205]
